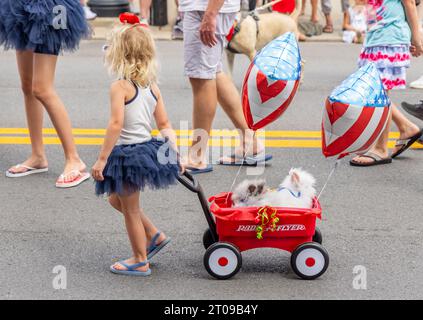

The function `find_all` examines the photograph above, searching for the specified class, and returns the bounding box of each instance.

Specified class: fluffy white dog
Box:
[232,168,316,209]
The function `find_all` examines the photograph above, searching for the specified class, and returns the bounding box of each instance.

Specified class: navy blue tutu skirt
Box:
[95,139,181,196]
[0,0,90,54]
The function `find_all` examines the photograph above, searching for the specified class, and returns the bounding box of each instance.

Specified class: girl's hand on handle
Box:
[92,159,106,181]
[179,163,186,175]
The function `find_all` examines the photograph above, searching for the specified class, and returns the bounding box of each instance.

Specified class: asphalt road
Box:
[1,40,423,300]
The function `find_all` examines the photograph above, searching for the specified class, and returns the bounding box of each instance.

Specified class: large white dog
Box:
[226,0,302,74]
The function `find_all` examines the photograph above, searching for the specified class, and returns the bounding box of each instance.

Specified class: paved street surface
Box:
[1,41,423,300]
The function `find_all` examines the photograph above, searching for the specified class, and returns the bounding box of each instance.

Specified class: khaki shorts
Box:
[183,11,236,80]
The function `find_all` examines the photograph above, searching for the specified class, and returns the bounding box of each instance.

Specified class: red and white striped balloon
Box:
[322,64,391,158]
[242,33,301,131]
[322,100,390,158]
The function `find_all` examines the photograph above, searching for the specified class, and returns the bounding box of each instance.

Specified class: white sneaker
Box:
[83,6,97,21]
[410,75,423,89]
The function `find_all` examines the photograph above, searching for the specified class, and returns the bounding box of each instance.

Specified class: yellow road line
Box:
[0,128,403,139]
[0,128,106,136]
[1,136,421,149]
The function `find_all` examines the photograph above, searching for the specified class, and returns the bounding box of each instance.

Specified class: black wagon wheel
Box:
[290,242,329,280]
[312,227,323,244]
[204,242,242,280]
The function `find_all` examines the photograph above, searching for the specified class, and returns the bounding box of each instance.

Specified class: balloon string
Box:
[317,158,341,200]
[226,131,257,204]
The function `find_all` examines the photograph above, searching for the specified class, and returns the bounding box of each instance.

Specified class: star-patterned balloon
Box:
[242,32,302,130]
[329,63,390,107]
[322,63,391,158]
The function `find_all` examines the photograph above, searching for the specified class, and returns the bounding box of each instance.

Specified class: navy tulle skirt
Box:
[95,139,181,196]
[0,0,90,54]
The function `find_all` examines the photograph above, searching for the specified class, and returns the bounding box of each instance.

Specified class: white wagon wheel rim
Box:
[295,248,326,277]
[208,247,238,276]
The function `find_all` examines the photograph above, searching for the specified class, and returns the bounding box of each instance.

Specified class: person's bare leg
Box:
[391,103,421,154]
[351,100,420,164]
[320,0,333,32]
[8,51,48,174]
[324,14,333,28]
[112,192,149,272]
[311,0,319,22]
[109,194,167,247]
[32,53,86,178]
[300,0,306,15]
[351,106,392,164]
[185,78,218,169]
[342,11,348,30]
[139,0,152,20]
[216,72,264,158]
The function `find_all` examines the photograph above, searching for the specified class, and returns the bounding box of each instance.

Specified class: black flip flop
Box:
[391,129,423,159]
[350,152,392,167]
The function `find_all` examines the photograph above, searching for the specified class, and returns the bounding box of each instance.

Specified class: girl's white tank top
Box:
[117,83,158,146]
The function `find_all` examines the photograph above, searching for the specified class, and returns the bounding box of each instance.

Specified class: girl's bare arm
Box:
[152,83,178,152]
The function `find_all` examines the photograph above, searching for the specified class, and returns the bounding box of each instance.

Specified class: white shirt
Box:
[349,7,367,33]
[179,0,240,13]
[117,84,157,146]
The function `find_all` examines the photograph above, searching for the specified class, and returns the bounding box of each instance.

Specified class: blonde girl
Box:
[92,18,182,276]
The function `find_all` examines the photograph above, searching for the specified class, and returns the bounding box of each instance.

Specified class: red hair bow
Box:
[119,12,148,28]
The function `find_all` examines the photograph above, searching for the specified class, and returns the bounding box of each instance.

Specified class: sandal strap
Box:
[224,151,266,161]
[359,152,383,161]
[14,164,36,170]
[60,169,82,178]
[58,170,84,183]
[148,231,162,252]
[119,260,149,271]
[395,139,409,147]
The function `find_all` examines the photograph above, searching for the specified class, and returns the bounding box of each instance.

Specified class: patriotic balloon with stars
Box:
[242,32,301,131]
[322,63,391,158]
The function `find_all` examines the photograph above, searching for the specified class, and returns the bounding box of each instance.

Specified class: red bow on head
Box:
[119,12,148,28]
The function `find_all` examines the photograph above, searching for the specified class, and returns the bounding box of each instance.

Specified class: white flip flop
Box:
[55,170,91,188]
[5,164,48,178]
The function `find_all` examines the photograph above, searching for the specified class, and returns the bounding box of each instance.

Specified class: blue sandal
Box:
[185,165,213,175]
[110,260,151,276]
[217,153,273,166]
[147,231,171,260]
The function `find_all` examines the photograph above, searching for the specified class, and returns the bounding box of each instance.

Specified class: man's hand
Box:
[200,11,218,47]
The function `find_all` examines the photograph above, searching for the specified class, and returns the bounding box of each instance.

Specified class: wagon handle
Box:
[177,171,219,242]
[177,171,200,193]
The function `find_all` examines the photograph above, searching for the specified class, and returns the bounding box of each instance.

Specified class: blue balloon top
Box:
[254,32,301,81]
[329,63,390,107]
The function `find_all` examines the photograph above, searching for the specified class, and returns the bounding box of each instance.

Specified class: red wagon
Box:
[178,172,329,280]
